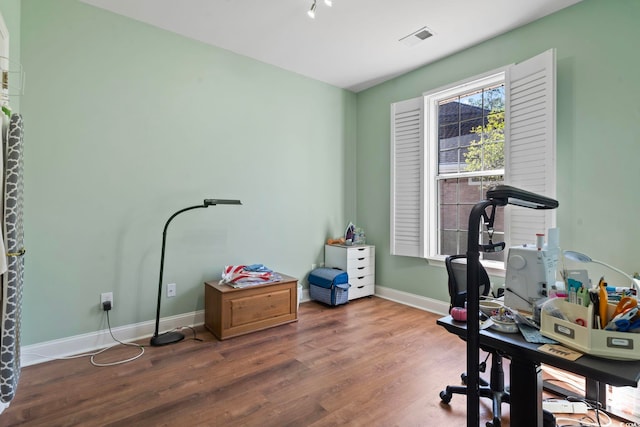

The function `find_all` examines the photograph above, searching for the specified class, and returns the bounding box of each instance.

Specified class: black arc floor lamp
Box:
[150,198,242,347]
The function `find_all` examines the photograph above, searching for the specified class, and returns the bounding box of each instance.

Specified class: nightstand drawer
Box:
[345,246,373,259]
[346,264,374,279]
[349,283,375,300]
[349,274,374,287]
[347,256,374,270]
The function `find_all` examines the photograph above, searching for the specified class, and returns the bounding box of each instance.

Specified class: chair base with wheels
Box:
[440,351,510,427]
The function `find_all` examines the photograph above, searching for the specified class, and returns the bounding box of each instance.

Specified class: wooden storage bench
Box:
[204,273,298,340]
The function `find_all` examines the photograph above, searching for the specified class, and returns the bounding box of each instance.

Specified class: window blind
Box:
[390,97,424,257]
[504,48,556,248]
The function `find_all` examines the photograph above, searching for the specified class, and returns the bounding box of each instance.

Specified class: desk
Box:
[438,316,640,427]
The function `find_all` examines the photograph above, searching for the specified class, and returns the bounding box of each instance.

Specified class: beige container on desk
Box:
[540,298,640,360]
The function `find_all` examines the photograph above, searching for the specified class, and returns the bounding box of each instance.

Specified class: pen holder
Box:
[540,298,640,360]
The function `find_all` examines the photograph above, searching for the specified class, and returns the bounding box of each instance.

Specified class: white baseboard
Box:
[20,287,443,367]
[374,285,450,316]
[21,311,205,367]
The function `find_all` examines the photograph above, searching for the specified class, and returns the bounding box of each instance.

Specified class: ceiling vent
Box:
[399,26,434,47]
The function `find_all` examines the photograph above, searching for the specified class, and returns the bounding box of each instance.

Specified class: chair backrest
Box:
[445,254,491,312]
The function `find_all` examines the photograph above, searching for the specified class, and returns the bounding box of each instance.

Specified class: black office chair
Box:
[439,254,510,427]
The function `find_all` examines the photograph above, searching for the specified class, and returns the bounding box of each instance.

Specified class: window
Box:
[433,75,505,260]
[391,49,556,268]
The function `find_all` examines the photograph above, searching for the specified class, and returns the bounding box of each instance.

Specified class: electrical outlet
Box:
[167,283,176,298]
[100,292,113,309]
[311,263,317,270]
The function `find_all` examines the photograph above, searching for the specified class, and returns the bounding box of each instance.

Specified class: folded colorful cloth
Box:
[244,264,273,273]
[220,265,279,286]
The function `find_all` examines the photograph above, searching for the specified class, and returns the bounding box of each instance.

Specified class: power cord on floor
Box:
[90,309,145,367]
[554,411,610,427]
[23,307,145,367]
[175,325,204,342]
[23,307,208,366]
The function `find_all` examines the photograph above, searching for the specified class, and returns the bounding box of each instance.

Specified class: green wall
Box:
[14,0,356,344]
[5,0,640,347]
[356,0,640,301]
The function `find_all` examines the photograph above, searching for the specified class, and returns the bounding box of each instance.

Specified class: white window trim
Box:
[424,71,506,262]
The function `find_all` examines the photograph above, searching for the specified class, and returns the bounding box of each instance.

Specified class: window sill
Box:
[426,256,505,278]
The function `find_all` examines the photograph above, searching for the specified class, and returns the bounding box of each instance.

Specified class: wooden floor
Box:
[0,297,621,426]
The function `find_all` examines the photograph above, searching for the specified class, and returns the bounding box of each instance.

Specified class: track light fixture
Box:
[308,0,316,18]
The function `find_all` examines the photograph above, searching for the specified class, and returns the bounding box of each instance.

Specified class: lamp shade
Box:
[204,199,242,206]
[486,185,559,210]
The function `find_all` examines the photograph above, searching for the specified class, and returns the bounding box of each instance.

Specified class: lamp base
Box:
[150,331,185,347]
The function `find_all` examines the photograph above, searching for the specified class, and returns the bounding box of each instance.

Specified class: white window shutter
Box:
[390,97,424,257]
[504,49,556,247]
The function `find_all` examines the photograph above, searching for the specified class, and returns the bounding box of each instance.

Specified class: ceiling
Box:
[80,0,582,93]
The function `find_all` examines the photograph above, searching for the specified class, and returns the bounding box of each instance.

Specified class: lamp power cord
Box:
[23,306,145,367]
[89,308,145,367]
